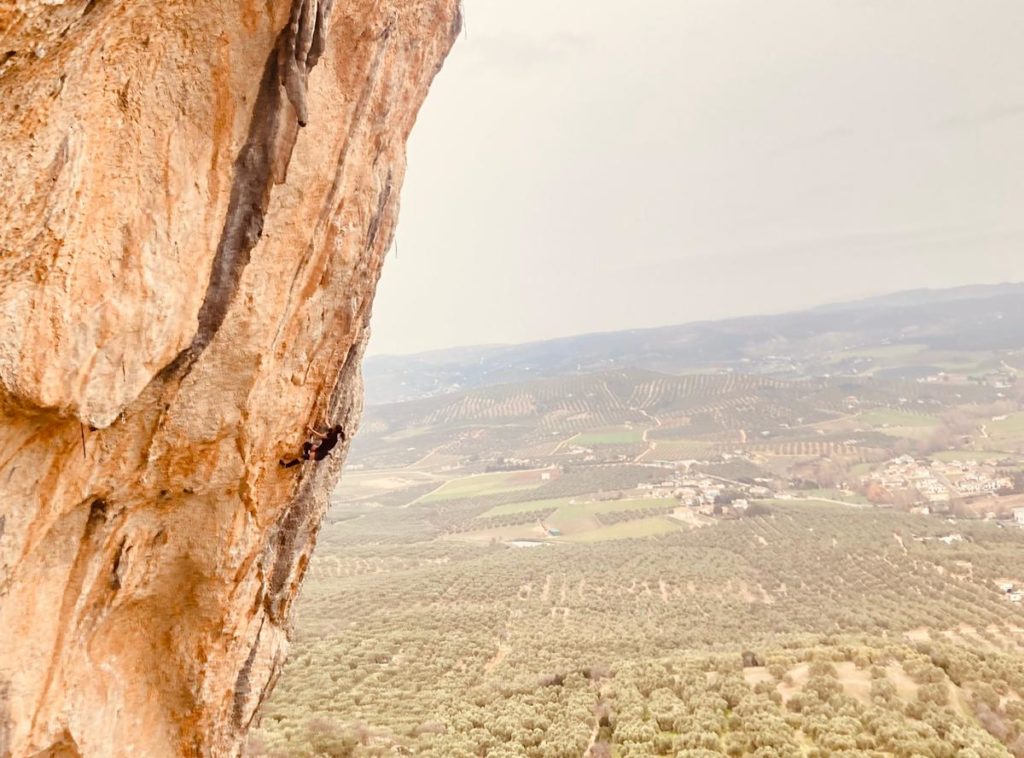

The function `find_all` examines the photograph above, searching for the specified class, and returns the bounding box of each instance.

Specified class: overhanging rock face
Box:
[0,1,459,754]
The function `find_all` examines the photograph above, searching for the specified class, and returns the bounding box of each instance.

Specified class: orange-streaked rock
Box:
[0,1,459,755]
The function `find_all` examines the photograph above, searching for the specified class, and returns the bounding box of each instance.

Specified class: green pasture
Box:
[649,440,713,459]
[839,344,926,360]
[421,470,547,502]
[574,426,646,445]
[930,449,1014,463]
[563,516,682,543]
[805,489,871,504]
[989,412,1024,440]
[859,409,940,429]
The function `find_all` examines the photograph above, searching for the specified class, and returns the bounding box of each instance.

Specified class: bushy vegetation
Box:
[253,503,1024,756]
[275,338,1024,755]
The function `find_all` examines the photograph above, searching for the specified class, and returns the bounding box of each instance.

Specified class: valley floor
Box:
[252,498,1024,757]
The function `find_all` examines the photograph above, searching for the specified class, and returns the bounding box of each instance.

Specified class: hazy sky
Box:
[368,0,1024,356]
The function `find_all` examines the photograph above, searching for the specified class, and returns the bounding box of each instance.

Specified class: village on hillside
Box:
[473,446,1024,524]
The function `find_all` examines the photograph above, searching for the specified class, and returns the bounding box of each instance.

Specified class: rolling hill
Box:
[349,365,1006,469]
[363,283,1024,405]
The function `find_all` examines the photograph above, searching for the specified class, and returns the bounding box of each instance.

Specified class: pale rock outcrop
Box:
[0,1,459,755]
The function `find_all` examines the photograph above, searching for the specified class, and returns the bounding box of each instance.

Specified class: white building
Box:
[1013,507,1024,525]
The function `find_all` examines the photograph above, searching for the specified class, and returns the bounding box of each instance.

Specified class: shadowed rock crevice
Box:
[174,0,338,379]
[231,616,265,728]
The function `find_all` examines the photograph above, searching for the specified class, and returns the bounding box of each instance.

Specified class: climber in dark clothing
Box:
[310,424,345,460]
[279,424,346,468]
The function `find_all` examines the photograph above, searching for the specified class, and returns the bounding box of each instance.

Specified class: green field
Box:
[479,497,574,518]
[805,488,871,504]
[849,461,876,477]
[420,470,547,502]
[859,409,941,428]
[563,515,682,542]
[552,496,675,518]
[989,412,1024,440]
[476,496,680,538]
[931,449,1015,463]
[481,495,675,520]
[574,426,646,445]
[839,343,927,360]
[755,497,868,509]
[648,440,713,459]
[831,345,994,374]
[925,351,998,372]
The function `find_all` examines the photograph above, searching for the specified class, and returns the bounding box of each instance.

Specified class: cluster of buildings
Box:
[917,369,1016,389]
[638,471,773,516]
[865,455,1015,507]
[977,370,1017,390]
[638,476,718,504]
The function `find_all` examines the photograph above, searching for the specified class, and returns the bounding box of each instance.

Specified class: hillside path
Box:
[634,408,661,462]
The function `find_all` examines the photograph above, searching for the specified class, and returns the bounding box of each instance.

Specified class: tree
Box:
[304,718,357,758]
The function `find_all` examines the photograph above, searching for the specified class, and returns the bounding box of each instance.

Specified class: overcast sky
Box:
[368,0,1024,356]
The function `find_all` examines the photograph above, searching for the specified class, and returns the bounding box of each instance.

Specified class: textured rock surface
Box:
[0,1,459,755]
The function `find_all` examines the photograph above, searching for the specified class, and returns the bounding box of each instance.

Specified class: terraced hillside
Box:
[349,367,1011,468]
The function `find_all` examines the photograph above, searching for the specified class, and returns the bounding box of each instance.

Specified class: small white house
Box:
[1014,507,1024,525]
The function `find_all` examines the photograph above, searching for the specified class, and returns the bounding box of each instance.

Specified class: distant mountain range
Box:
[363,283,1024,405]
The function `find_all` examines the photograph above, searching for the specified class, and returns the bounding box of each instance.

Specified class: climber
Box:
[309,424,346,461]
[279,424,346,468]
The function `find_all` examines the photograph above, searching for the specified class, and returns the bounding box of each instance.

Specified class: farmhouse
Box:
[1014,507,1024,525]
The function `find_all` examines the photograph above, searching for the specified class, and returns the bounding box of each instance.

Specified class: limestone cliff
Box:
[0,1,459,754]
